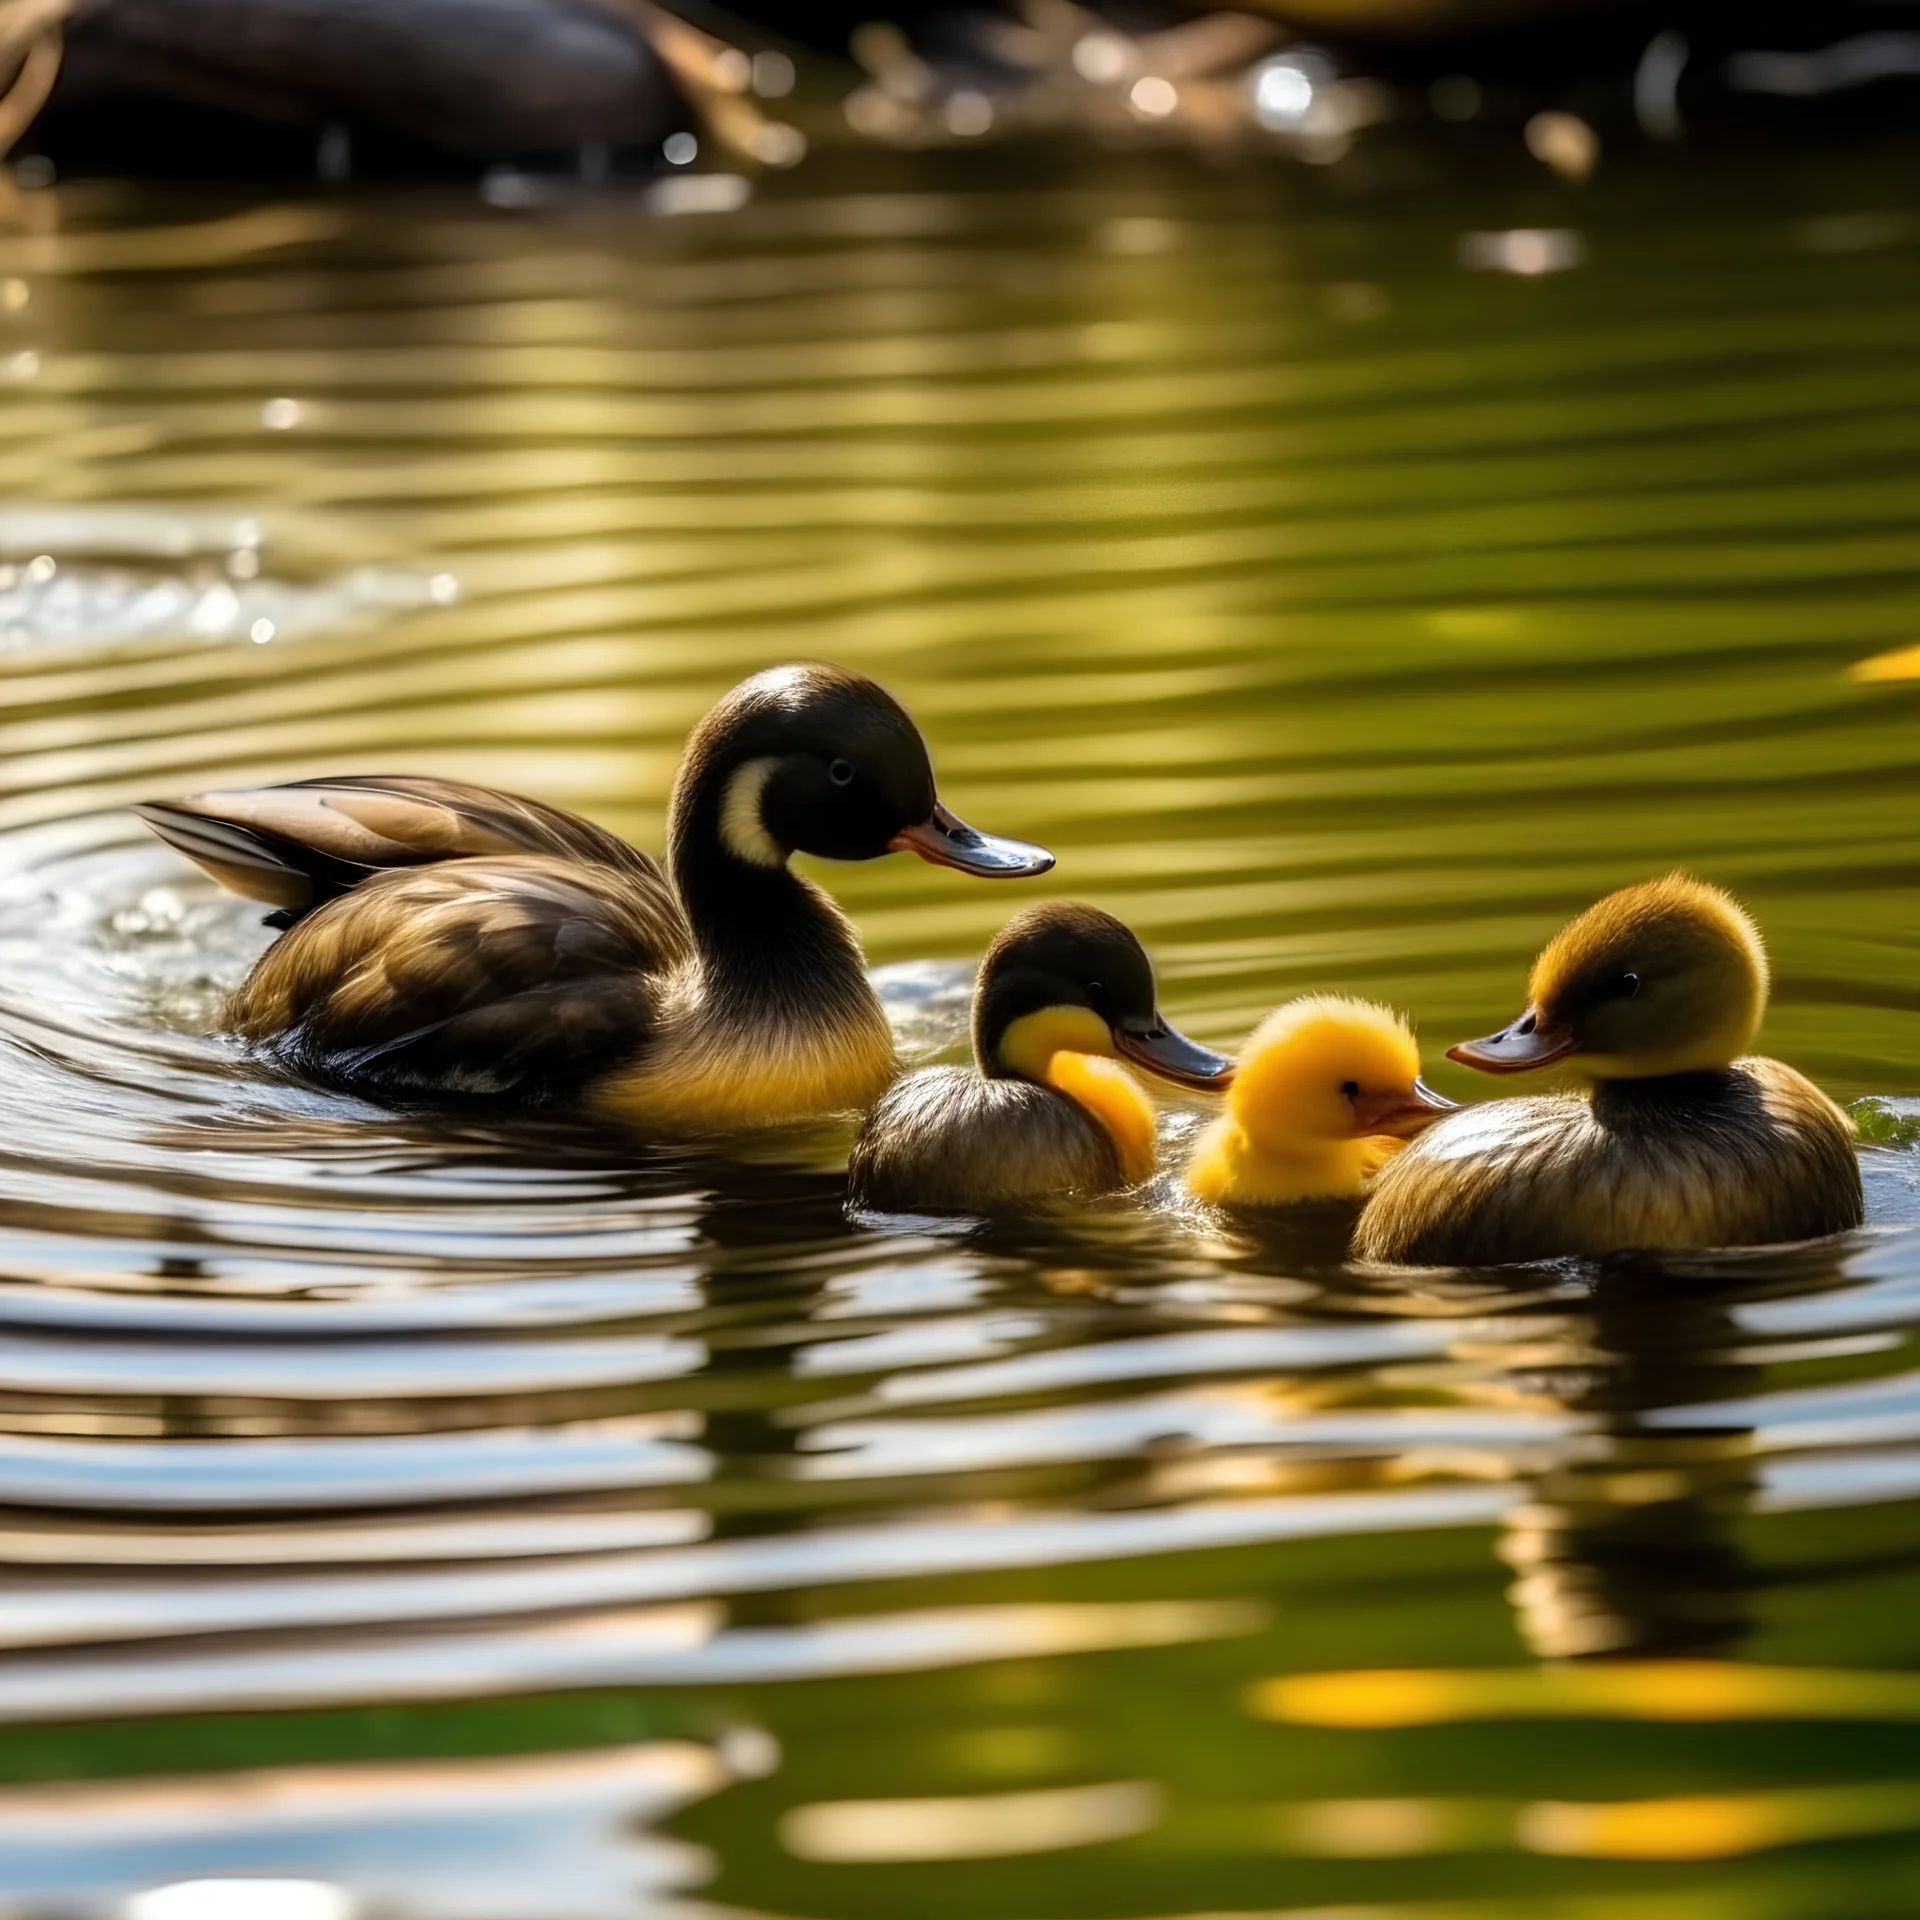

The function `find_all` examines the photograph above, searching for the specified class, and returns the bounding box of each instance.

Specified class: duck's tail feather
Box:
[133,777,667,929]
[131,800,352,917]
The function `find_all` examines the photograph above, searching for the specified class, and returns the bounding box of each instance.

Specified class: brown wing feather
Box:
[233,854,687,1102]
[136,776,663,924]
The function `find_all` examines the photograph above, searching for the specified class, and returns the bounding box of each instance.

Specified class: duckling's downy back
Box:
[848,1066,1123,1213]
[1354,1057,1862,1265]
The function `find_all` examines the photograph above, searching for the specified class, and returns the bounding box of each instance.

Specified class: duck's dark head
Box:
[670,664,1053,880]
[973,901,1234,1091]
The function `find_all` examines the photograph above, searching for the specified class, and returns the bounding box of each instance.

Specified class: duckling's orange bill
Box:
[1352,1078,1457,1135]
[889,801,1054,877]
[1447,1008,1577,1074]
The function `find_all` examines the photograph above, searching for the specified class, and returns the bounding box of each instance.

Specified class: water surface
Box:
[4,138,1920,1919]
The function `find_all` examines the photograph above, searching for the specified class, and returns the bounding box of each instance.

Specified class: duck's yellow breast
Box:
[589,1001,896,1134]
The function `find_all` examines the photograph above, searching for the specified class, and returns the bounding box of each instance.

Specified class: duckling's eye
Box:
[1613,972,1640,999]
[1340,1080,1361,1098]
[828,758,855,787]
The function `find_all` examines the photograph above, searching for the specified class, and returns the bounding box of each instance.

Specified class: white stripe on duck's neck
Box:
[666,752,879,1045]
[717,756,785,868]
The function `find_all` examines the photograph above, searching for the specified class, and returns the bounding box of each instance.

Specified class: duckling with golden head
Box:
[135,664,1052,1131]
[849,902,1234,1213]
[1354,875,1864,1265]
[1183,996,1456,1207]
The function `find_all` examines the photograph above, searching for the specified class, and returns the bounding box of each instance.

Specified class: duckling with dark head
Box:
[136,664,1053,1131]
[1354,875,1863,1265]
[849,901,1234,1214]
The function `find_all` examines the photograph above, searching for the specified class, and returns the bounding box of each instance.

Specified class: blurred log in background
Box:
[0,0,1912,180]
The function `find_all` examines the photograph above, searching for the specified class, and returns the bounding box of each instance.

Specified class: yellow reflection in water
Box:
[1250,1661,1920,1727]
[1286,1795,1503,1857]
[1850,641,1920,681]
[1520,1781,1920,1860]
[1158,1783,1920,1863]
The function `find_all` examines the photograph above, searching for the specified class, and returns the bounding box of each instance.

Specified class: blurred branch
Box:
[589,0,807,164]
[0,0,68,160]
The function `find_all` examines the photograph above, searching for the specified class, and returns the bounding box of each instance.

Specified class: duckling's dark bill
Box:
[1115,1017,1235,1090]
[889,801,1053,877]
[1447,1010,1577,1074]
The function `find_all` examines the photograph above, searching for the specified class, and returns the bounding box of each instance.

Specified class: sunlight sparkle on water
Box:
[649,173,752,217]
[1072,33,1133,84]
[1252,59,1315,130]
[127,1883,355,1920]
[750,123,807,166]
[1129,77,1179,118]
[1460,227,1585,275]
[752,50,796,98]
[946,91,994,137]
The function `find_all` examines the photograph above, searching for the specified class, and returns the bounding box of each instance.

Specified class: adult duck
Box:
[1183,996,1454,1207]
[137,663,1052,1130]
[849,901,1232,1212]
[1354,875,1863,1265]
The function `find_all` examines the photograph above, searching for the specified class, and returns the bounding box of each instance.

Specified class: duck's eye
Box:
[828,759,855,787]
[1341,1080,1361,1098]
[1614,972,1640,999]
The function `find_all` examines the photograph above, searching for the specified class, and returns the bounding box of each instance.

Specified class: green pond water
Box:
[2,133,1920,1919]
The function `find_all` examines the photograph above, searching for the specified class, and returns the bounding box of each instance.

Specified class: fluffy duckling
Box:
[849,902,1233,1212]
[1183,996,1456,1206]
[136,664,1052,1130]
[1354,875,1864,1265]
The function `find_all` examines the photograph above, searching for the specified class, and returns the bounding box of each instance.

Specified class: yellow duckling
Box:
[1354,875,1864,1265]
[849,901,1234,1213]
[1183,996,1456,1206]
[134,664,1052,1131]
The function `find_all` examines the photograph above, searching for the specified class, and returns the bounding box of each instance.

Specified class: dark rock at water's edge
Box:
[37,0,684,173]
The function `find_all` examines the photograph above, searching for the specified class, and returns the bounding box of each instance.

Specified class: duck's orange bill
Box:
[889,801,1054,877]
[1352,1078,1458,1136]
[1447,1009,1578,1074]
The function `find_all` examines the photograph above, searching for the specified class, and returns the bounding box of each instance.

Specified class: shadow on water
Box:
[4,133,1920,1917]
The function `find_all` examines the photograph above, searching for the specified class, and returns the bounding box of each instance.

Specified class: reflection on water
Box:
[4,1741,730,1919]
[3,139,1920,1919]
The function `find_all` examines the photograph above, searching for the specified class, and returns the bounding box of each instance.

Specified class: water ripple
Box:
[0,147,1917,1920]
